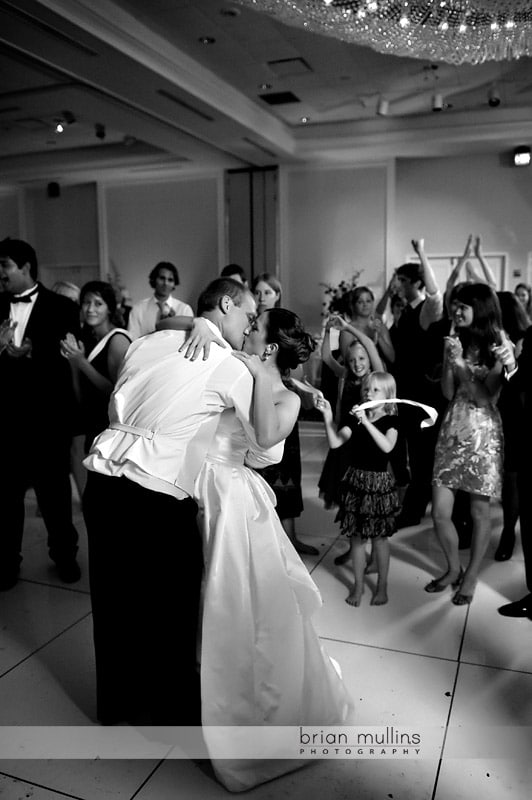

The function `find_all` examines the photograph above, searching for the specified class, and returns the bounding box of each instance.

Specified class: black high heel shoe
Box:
[424,567,464,593]
[494,531,515,562]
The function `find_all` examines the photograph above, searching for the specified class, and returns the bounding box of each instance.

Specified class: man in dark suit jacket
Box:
[0,238,81,590]
[498,325,532,619]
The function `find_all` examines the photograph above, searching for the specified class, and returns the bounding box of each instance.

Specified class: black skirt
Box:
[336,468,400,539]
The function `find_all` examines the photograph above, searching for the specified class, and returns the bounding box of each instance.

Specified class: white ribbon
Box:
[290,377,438,428]
[352,398,438,428]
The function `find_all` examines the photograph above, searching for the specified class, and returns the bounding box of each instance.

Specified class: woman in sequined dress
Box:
[428,283,510,606]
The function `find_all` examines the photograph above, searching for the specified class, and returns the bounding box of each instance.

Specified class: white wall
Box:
[280,164,391,332]
[104,176,220,310]
[0,191,21,240]
[395,154,532,289]
[10,155,532,319]
[24,183,100,287]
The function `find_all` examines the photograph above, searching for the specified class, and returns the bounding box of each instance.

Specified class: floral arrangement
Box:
[320,270,362,317]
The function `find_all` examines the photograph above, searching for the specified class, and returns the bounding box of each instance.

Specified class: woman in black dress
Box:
[251,273,318,555]
[60,280,131,452]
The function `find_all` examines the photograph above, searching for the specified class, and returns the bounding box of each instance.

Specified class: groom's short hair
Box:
[197,277,247,315]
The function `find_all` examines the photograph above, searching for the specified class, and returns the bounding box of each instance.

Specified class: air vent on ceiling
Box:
[242,137,277,158]
[259,91,300,105]
[266,57,313,77]
[157,90,214,122]
[3,3,98,56]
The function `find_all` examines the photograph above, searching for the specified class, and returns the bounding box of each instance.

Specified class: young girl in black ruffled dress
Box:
[315,371,400,607]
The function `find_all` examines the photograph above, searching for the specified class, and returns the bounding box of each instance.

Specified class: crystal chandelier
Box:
[236,1,532,65]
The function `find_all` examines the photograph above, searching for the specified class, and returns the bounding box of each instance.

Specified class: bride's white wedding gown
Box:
[194,409,354,792]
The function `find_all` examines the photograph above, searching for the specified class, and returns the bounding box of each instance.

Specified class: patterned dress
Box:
[336,415,401,539]
[432,358,503,499]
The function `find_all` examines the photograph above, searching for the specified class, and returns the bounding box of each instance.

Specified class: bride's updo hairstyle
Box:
[263,308,316,374]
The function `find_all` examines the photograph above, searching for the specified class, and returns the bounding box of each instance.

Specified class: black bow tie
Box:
[10,287,39,304]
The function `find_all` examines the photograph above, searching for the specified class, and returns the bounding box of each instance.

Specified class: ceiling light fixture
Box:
[198,36,216,44]
[432,93,443,111]
[513,145,531,166]
[488,85,501,106]
[236,1,532,65]
[53,110,76,134]
[377,97,389,115]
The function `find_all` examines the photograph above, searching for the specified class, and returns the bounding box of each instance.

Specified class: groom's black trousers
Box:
[84,471,203,725]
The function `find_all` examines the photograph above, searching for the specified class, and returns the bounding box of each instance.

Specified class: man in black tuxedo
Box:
[0,238,81,591]
[498,325,532,620]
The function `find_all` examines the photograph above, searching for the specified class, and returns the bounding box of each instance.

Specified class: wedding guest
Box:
[61,281,131,452]
[514,282,532,320]
[0,238,80,590]
[393,238,443,528]
[252,272,317,555]
[498,324,532,619]
[428,283,508,606]
[127,261,193,339]
[220,263,247,286]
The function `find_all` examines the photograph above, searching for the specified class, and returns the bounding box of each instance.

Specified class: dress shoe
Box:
[55,559,81,583]
[494,532,515,562]
[0,571,19,591]
[497,595,532,619]
[424,568,464,593]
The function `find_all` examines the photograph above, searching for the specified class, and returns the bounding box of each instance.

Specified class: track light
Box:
[513,146,531,167]
[53,110,76,134]
[377,97,389,116]
[432,93,443,112]
[488,86,501,107]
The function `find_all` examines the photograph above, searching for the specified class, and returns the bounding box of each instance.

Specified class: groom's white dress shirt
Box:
[84,321,282,500]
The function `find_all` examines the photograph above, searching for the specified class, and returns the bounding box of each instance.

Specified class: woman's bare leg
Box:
[458,493,491,598]
[430,485,462,585]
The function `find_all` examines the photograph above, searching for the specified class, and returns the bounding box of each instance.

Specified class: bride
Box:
[161,307,354,792]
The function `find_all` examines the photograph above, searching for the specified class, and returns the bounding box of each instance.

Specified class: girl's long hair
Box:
[454,283,502,367]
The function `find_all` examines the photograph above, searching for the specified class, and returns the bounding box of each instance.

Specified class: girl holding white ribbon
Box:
[315,371,401,607]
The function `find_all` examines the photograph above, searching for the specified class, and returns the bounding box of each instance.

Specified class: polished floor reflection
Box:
[1,422,530,799]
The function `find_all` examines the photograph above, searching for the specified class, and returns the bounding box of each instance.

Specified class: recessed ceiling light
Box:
[198,36,216,44]
[259,83,272,90]
[300,116,310,123]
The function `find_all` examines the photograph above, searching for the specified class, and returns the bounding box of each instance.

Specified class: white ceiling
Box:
[1,0,532,186]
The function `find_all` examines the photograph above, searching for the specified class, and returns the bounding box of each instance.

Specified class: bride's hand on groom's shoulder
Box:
[232,351,265,378]
[179,317,227,361]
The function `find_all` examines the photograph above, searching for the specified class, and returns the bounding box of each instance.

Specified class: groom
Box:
[83,277,281,725]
